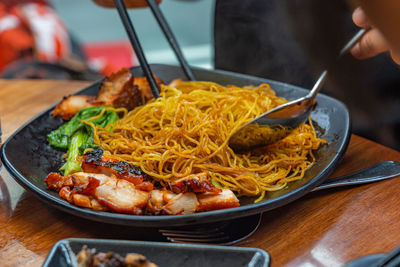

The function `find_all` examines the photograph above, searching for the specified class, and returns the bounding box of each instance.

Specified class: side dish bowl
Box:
[43,238,270,267]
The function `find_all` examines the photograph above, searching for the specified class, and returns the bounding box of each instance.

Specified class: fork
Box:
[159,161,400,245]
[159,213,262,245]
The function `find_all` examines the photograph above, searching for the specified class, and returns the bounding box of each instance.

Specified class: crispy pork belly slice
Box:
[147,189,198,215]
[134,76,164,101]
[45,172,73,189]
[72,172,149,215]
[167,78,182,88]
[97,67,142,110]
[147,189,164,214]
[51,95,100,120]
[51,68,164,120]
[82,149,153,191]
[95,178,149,215]
[168,173,221,194]
[70,192,107,211]
[45,172,149,214]
[56,179,107,211]
[196,189,240,212]
[82,149,144,184]
[163,192,198,215]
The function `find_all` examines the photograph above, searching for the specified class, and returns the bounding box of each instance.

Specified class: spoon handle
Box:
[307,28,368,100]
[312,161,400,191]
[307,70,328,99]
[339,28,368,56]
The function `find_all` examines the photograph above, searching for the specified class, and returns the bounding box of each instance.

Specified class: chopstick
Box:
[145,0,196,81]
[113,0,160,98]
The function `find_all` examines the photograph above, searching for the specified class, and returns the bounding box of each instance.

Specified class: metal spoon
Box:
[229,29,367,152]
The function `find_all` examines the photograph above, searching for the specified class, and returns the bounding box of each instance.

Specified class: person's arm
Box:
[349,0,400,64]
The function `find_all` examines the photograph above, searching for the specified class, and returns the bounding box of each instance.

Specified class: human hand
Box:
[350,7,400,64]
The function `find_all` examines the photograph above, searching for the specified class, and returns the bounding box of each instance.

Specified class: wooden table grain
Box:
[1,79,400,267]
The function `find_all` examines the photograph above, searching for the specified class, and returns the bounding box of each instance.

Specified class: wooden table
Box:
[1,79,400,267]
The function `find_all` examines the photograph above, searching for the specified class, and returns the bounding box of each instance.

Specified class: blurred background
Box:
[0,0,214,79]
[51,0,214,72]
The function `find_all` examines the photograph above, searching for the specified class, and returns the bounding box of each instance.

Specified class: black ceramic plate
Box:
[0,64,350,227]
[43,238,270,267]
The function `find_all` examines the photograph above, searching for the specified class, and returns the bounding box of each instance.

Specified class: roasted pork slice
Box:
[95,178,149,214]
[45,172,150,215]
[168,173,222,194]
[51,95,100,120]
[48,173,107,211]
[82,149,153,191]
[46,171,240,214]
[51,69,159,120]
[133,76,164,101]
[167,78,182,88]
[147,189,198,215]
[163,192,198,215]
[46,172,73,190]
[196,189,240,212]
[61,188,107,211]
[147,189,165,214]
[97,67,142,110]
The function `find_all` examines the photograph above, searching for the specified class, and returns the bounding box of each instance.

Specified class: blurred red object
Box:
[0,3,33,71]
[15,2,71,62]
[82,40,136,76]
[0,0,72,72]
[0,0,137,78]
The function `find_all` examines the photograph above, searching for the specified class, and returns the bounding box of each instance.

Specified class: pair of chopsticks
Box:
[113,0,196,98]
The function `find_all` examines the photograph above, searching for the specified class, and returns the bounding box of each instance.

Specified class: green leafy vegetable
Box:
[211,178,223,188]
[47,106,120,175]
[60,129,88,175]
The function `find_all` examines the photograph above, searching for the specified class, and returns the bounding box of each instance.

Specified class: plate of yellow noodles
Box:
[0,64,350,227]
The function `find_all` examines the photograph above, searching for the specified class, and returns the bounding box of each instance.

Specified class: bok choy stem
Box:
[47,106,120,175]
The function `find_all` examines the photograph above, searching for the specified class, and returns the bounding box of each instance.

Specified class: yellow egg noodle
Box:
[92,80,325,202]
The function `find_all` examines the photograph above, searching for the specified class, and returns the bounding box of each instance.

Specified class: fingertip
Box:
[352,7,369,28]
[350,43,362,59]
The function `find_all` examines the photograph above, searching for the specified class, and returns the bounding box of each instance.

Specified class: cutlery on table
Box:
[345,244,400,267]
[160,160,400,245]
